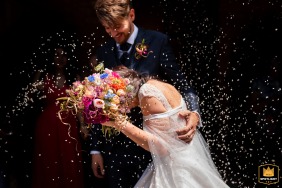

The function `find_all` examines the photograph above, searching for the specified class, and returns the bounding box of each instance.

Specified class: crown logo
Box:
[263,167,274,177]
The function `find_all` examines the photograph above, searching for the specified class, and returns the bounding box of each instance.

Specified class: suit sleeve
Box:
[88,47,107,153]
[89,123,105,153]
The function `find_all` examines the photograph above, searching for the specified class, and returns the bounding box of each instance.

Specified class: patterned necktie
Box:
[119,42,131,67]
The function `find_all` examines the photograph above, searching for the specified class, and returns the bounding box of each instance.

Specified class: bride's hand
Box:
[102,121,116,128]
[102,119,128,130]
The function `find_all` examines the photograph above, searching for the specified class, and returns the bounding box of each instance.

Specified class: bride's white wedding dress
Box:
[134,83,229,188]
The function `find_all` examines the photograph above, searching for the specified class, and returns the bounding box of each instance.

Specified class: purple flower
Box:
[82,97,92,108]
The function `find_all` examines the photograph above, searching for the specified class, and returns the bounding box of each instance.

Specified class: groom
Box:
[90,0,201,187]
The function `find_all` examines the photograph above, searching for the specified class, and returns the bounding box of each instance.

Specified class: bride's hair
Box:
[113,65,148,96]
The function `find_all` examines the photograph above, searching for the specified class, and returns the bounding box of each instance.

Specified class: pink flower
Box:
[84,87,95,98]
[73,81,82,87]
[124,78,130,85]
[104,68,113,74]
[93,99,105,108]
[111,71,120,78]
[82,97,92,108]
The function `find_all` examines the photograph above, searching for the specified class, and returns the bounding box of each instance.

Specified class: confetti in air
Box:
[1,1,281,187]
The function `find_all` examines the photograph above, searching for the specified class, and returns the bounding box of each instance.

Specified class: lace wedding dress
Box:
[134,83,229,188]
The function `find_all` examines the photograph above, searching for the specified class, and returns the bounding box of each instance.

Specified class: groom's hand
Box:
[91,153,105,178]
[176,110,199,143]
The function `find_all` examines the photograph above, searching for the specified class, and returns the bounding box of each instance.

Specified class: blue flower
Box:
[104,92,116,99]
[88,75,95,82]
[100,73,108,79]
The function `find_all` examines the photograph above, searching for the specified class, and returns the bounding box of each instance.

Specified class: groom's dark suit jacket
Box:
[90,27,200,187]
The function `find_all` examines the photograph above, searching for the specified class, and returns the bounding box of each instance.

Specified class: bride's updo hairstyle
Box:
[113,65,147,97]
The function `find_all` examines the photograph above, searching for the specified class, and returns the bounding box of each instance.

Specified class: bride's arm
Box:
[118,121,154,152]
[102,120,163,152]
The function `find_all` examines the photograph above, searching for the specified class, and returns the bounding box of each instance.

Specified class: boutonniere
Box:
[135,39,153,59]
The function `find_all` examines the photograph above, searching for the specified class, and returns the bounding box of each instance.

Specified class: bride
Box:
[103,66,230,188]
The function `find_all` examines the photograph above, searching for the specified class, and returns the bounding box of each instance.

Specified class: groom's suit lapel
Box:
[129,28,147,67]
[104,28,148,68]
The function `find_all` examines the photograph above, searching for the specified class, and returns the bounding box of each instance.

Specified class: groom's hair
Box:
[94,0,132,26]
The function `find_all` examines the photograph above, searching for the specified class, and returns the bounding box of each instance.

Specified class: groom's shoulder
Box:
[96,38,115,52]
[140,28,168,39]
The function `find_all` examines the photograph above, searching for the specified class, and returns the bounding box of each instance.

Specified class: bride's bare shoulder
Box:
[145,79,181,108]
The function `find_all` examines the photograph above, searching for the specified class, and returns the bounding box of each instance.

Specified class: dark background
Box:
[1,0,281,188]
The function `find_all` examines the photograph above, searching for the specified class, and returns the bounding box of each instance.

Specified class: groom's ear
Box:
[128,9,135,22]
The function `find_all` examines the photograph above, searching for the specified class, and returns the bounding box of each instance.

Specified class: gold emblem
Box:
[258,164,280,185]
[263,167,274,177]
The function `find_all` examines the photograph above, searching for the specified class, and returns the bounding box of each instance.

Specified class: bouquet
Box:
[57,63,136,137]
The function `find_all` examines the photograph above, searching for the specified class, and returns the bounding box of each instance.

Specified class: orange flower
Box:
[110,78,126,90]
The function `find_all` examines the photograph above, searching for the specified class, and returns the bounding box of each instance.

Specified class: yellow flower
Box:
[110,103,118,111]
[116,89,126,96]
[111,95,120,104]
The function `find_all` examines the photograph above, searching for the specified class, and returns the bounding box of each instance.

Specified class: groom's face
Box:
[101,9,135,45]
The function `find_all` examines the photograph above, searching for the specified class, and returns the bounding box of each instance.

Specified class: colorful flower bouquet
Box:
[56,63,136,137]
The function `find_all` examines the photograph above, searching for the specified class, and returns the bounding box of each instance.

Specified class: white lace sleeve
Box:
[138,83,172,110]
